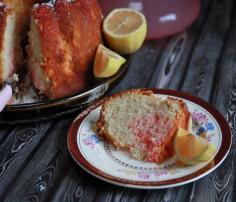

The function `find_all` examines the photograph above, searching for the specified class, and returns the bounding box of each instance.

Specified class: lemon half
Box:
[93,45,126,78]
[103,8,147,54]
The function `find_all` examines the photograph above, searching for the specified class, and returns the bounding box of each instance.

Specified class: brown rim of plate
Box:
[67,88,232,188]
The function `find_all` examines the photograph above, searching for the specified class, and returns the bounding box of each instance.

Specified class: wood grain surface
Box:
[0,0,235,201]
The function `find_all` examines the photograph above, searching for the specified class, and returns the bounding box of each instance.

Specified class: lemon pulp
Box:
[103,8,147,54]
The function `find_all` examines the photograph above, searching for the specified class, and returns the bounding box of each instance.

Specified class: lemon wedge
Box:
[103,8,147,54]
[93,45,126,78]
[174,128,209,165]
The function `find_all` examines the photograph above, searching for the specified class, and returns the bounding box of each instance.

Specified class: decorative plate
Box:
[67,89,231,189]
[0,60,129,124]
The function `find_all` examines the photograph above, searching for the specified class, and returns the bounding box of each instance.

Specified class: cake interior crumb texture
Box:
[97,90,189,164]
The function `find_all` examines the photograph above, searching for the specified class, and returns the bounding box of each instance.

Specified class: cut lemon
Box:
[174,128,209,165]
[103,8,147,54]
[93,45,126,78]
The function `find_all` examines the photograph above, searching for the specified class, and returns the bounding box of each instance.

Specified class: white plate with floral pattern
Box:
[67,89,231,189]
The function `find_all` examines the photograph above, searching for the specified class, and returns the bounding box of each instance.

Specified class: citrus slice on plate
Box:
[174,128,209,165]
[103,8,147,54]
[93,44,126,78]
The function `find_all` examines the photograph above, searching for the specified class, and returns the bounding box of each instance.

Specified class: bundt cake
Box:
[96,89,190,164]
[28,0,103,98]
[0,0,41,85]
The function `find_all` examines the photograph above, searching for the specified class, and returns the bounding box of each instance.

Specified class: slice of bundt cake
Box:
[96,89,190,164]
[0,0,41,85]
[28,0,103,98]
[0,2,16,85]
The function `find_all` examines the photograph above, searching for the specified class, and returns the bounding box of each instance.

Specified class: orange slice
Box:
[103,8,147,54]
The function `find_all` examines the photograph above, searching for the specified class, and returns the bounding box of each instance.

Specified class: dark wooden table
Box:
[0,0,235,201]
